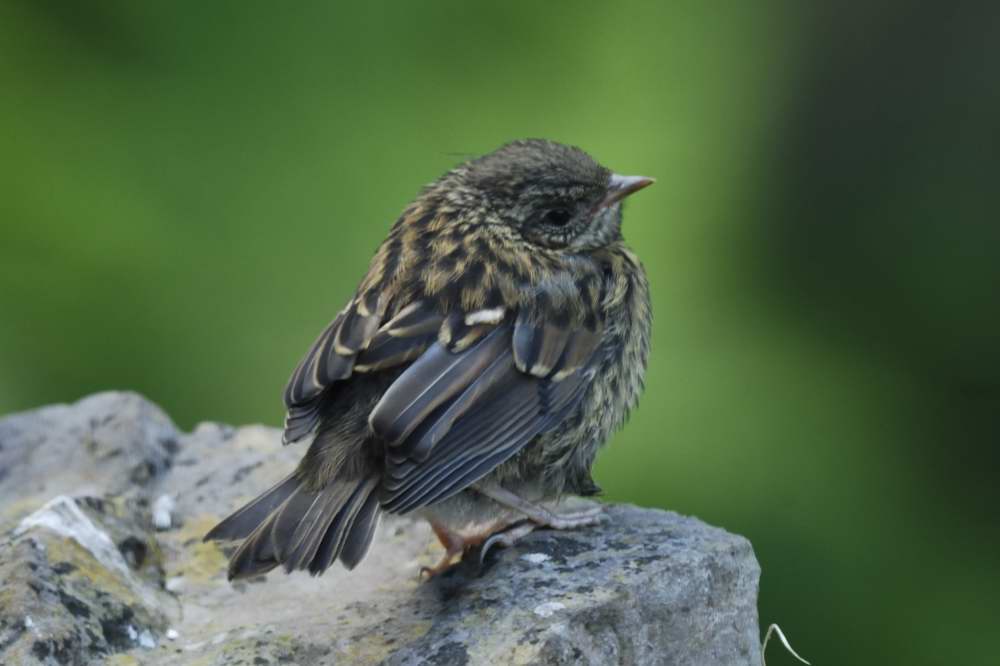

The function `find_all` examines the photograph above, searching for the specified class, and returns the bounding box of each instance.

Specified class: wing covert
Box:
[281,296,441,444]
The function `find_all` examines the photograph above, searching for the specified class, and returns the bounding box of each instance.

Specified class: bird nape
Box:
[204,139,654,580]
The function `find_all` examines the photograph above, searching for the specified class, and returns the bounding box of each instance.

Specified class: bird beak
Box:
[602,174,655,208]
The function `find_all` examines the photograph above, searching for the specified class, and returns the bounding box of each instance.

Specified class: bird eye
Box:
[543,208,572,226]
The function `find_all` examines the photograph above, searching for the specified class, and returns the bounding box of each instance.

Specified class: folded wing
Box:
[370,313,601,514]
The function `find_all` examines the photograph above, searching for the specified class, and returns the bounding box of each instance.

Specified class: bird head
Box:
[437,139,653,253]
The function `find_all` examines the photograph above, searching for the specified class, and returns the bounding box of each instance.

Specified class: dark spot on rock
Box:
[31,637,74,665]
[431,640,469,665]
[233,461,263,484]
[129,460,159,485]
[31,641,51,659]
[521,626,545,646]
[118,536,148,568]
[99,606,135,650]
[631,555,660,567]
[196,474,212,487]
[100,447,123,461]
[160,436,180,455]
[57,588,91,619]
[524,534,591,565]
[79,496,106,512]
[532,578,558,589]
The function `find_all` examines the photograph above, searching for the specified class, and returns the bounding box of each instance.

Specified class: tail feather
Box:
[205,473,382,580]
[338,491,381,570]
[307,478,378,575]
[284,482,356,571]
[203,474,299,542]
[268,486,320,562]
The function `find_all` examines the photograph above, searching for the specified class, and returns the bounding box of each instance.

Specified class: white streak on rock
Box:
[17,496,132,581]
[533,601,566,618]
[520,553,551,565]
[16,495,160,608]
[152,494,176,530]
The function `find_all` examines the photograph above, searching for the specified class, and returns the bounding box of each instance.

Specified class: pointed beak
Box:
[602,173,655,208]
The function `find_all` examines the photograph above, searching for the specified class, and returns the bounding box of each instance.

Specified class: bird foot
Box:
[476,506,606,565]
[422,493,606,577]
[420,520,503,579]
[419,554,460,579]
[478,519,537,565]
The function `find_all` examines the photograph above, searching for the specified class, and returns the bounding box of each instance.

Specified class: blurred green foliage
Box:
[2,2,998,664]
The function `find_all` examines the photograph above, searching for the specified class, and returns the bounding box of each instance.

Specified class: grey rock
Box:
[0,391,179,515]
[0,392,763,665]
[1,495,174,664]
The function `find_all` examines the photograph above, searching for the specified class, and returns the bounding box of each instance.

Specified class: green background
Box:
[2,2,998,664]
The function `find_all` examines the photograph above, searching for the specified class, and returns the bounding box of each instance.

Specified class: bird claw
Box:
[478,520,537,566]
[419,554,459,579]
[476,506,606,567]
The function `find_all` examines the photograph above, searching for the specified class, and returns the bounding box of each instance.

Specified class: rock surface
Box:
[0,392,763,665]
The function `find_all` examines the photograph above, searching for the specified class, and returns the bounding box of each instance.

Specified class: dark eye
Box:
[543,208,572,226]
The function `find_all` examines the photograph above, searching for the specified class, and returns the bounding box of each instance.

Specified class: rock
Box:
[1,495,173,664]
[0,392,179,515]
[0,392,763,665]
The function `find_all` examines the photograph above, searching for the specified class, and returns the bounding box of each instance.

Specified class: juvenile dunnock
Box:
[206,139,653,578]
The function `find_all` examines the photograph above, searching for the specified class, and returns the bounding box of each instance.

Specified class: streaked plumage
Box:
[205,139,653,579]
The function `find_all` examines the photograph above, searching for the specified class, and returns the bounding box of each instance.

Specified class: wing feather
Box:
[375,317,598,515]
[368,327,509,447]
[281,298,441,443]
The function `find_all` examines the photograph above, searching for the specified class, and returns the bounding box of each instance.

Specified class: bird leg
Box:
[420,520,508,578]
[471,484,605,563]
[420,522,467,578]
[472,483,605,528]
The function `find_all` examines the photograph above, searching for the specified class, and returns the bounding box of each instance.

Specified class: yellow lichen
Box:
[45,537,139,603]
[167,514,228,584]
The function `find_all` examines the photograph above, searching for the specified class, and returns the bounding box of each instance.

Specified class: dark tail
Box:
[204,473,382,579]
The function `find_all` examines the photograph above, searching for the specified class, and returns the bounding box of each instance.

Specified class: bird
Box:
[204,139,653,579]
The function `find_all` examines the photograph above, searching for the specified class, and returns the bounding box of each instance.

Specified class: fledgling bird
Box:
[205,139,653,579]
